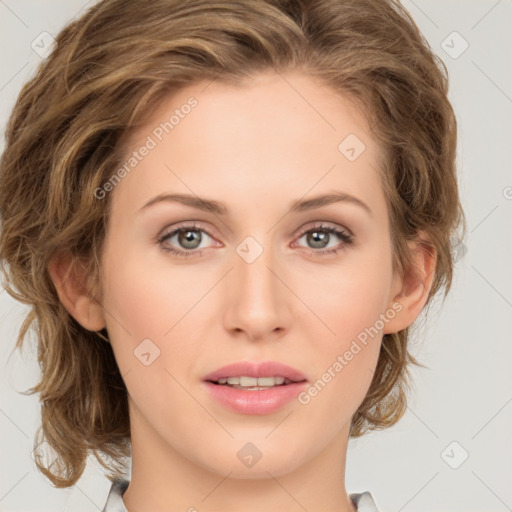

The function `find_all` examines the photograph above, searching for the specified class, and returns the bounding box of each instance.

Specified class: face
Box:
[98,70,403,478]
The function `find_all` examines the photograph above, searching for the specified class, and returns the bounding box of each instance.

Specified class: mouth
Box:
[202,361,308,414]
[206,375,303,390]
[203,360,308,387]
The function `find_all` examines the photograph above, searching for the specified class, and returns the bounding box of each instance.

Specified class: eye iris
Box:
[308,230,329,249]
[178,229,201,249]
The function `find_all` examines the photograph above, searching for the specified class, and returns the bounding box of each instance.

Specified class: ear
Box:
[383,232,437,334]
[48,252,106,331]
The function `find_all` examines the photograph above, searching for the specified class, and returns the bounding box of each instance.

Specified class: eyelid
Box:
[156,220,354,256]
[156,220,350,242]
[156,221,218,242]
[294,221,353,238]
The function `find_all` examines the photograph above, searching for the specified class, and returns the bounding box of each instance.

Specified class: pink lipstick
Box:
[203,361,308,415]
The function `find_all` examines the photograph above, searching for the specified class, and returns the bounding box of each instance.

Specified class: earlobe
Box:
[383,234,437,334]
[48,252,106,331]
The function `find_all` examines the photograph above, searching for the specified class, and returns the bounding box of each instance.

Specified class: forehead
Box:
[111,70,387,222]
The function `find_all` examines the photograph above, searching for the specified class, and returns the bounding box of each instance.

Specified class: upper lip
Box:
[203,361,308,383]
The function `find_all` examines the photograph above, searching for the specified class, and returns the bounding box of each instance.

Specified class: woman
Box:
[0,0,466,510]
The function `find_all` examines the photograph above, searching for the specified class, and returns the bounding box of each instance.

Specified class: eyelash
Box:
[156,222,354,258]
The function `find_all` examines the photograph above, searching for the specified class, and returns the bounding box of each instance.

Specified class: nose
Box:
[222,238,292,343]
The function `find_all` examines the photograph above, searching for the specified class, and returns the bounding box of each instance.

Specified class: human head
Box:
[0,0,466,488]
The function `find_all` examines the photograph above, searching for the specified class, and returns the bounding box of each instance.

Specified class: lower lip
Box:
[203,381,308,415]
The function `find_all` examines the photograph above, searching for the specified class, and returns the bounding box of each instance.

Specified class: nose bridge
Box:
[235,234,281,309]
[223,233,289,339]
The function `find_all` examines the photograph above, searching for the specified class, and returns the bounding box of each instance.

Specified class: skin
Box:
[49,70,435,512]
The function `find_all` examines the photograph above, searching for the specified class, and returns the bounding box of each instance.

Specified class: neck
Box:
[122,401,356,512]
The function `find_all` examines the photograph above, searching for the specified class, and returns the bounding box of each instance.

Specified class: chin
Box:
[199,442,307,480]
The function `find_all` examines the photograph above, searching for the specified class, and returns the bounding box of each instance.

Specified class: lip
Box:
[203,361,307,382]
[203,361,308,415]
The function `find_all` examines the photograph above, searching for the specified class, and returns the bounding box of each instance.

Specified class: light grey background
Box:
[0,1,511,511]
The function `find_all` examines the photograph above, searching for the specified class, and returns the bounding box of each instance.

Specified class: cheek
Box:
[293,259,389,407]
[298,258,392,345]
[100,254,206,420]
[101,247,215,382]
[295,275,384,435]
[103,249,207,335]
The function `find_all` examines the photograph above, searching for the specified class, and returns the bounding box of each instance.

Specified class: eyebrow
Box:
[139,191,372,217]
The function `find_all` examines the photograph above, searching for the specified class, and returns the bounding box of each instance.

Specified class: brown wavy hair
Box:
[0,0,466,488]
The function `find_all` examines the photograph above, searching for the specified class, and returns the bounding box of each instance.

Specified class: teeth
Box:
[216,376,289,387]
[239,376,258,386]
[257,377,276,386]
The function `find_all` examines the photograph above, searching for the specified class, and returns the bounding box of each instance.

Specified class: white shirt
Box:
[102,478,382,512]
